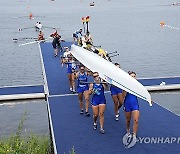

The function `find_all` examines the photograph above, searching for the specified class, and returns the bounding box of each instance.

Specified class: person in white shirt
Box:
[35,22,39,31]
[35,21,43,31]
[61,47,72,65]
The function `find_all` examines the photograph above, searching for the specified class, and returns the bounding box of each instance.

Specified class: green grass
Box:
[0,111,76,154]
[0,111,52,154]
[0,134,51,154]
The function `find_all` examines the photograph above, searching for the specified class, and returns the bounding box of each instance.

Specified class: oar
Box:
[13,16,29,19]
[43,26,56,30]
[82,17,85,33]
[19,40,39,46]
[19,37,52,46]
[34,15,46,18]
[18,26,35,31]
[13,37,53,42]
[13,37,38,41]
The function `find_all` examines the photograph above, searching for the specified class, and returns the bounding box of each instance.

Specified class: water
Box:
[0,100,49,137]
[0,0,180,136]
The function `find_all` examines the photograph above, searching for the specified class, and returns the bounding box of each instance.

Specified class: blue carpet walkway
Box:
[40,42,180,154]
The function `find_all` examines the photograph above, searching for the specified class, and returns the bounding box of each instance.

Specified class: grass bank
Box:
[0,111,52,154]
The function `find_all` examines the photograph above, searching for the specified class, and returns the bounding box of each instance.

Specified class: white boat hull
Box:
[71,45,152,106]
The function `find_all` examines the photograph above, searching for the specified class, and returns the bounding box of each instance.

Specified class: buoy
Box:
[29,12,34,19]
[160,21,165,26]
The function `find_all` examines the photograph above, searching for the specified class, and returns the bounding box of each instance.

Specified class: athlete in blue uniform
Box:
[66,57,77,93]
[89,72,108,134]
[123,93,139,112]
[110,63,123,121]
[75,65,90,116]
[123,71,139,141]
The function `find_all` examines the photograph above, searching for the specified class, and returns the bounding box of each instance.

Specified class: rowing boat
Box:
[71,45,152,106]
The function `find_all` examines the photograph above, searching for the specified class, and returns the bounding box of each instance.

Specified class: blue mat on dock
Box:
[0,85,44,95]
[48,96,180,154]
[139,77,180,86]
[40,42,73,95]
[40,42,180,154]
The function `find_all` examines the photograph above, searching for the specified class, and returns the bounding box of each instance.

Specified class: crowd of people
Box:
[47,27,140,145]
[58,33,140,144]
[19,18,144,147]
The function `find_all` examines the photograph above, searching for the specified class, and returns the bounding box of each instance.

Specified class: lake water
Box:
[0,0,180,136]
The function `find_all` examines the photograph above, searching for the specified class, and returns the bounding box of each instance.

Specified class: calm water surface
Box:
[0,0,180,136]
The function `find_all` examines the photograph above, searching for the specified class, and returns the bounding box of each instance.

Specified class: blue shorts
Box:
[67,68,75,74]
[91,97,106,106]
[67,69,72,74]
[110,86,123,95]
[123,96,139,112]
[77,86,89,94]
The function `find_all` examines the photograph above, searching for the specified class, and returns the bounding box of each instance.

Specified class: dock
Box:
[0,84,45,101]
[139,76,180,91]
[39,42,180,154]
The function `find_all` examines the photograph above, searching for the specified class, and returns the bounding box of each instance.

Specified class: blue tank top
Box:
[124,92,138,103]
[78,73,88,88]
[67,62,76,73]
[91,83,106,105]
[92,83,104,97]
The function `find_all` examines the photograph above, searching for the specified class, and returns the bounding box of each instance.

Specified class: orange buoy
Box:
[29,12,33,19]
[160,21,165,26]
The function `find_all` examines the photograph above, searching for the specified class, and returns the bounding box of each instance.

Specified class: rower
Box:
[29,12,33,20]
[35,22,39,31]
[38,31,45,41]
[50,30,58,38]
[35,21,43,31]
